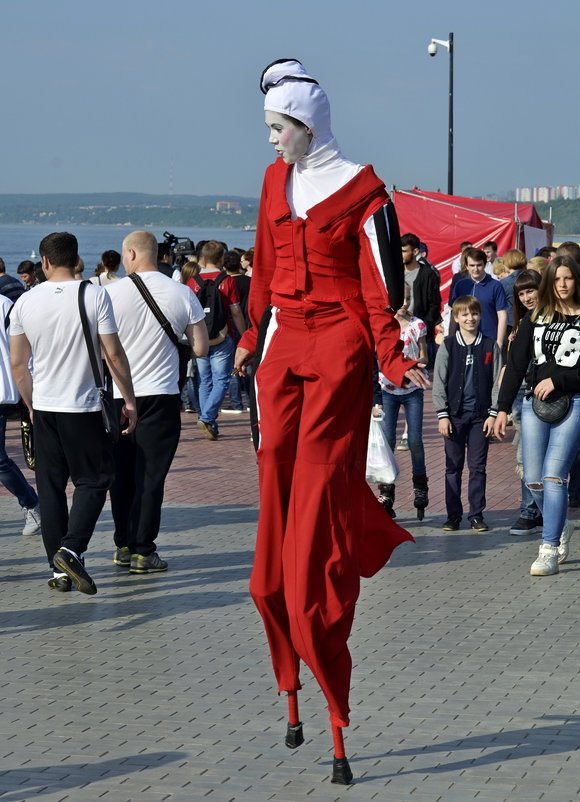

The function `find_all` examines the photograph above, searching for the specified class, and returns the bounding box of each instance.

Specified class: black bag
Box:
[532,393,571,423]
[20,404,35,470]
[530,358,572,424]
[193,273,227,339]
[78,281,121,444]
[129,273,191,392]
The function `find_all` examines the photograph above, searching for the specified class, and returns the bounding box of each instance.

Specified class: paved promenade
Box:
[2,399,580,802]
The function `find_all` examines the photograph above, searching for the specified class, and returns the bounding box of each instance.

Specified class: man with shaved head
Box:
[106,230,209,574]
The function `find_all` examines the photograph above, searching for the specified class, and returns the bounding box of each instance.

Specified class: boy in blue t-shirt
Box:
[432,296,502,532]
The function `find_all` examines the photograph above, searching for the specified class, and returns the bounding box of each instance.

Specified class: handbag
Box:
[365,412,400,484]
[20,404,35,470]
[532,393,571,423]
[530,359,571,424]
[78,280,120,444]
[128,273,190,392]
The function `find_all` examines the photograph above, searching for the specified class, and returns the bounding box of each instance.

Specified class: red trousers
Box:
[251,303,413,727]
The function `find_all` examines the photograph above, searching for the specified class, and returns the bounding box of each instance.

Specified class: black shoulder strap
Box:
[78,280,104,389]
[4,302,13,331]
[129,273,179,347]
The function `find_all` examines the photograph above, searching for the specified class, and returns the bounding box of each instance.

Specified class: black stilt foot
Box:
[331,757,354,785]
[285,722,304,748]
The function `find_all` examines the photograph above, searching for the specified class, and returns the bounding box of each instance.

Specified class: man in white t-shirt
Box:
[106,230,208,574]
[10,232,137,595]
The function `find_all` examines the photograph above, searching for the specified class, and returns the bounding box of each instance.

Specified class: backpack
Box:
[194,273,228,339]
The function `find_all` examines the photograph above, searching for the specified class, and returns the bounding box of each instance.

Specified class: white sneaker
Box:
[530,543,559,576]
[558,520,573,564]
[22,505,41,536]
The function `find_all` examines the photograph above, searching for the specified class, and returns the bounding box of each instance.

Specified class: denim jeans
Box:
[181,360,200,412]
[521,395,580,545]
[227,374,244,411]
[381,388,426,477]
[512,386,541,520]
[0,404,38,508]
[197,336,235,429]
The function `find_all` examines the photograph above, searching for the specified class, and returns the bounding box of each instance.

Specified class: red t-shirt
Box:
[188,271,240,306]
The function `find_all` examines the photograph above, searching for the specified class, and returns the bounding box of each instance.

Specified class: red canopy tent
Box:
[391,188,550,301]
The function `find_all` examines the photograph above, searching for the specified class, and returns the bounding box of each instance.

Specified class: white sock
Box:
[53,572,68,579]
[61,547,79,560]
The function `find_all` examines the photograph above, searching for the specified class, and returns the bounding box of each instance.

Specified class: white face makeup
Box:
[265,111,311,164]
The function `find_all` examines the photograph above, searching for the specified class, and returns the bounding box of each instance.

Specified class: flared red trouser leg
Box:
[250,306,413,727]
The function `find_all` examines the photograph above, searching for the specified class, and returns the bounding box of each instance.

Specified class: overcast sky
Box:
[2,0,577,199]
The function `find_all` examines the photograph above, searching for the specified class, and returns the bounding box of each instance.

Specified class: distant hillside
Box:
[535,199,580,235]
[0,193,259,228]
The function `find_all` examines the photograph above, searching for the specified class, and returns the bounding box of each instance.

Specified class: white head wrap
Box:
[261,58,362,219]
[261,59,333,146]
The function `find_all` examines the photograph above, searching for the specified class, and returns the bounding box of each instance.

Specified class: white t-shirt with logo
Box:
[106,271,205,398]
[9,280,117,412]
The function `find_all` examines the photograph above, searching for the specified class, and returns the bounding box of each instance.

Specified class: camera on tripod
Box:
[163,231,196,262]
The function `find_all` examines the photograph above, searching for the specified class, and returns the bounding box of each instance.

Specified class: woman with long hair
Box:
[234,59,428,784]
[505,269,542,535]
[495,255,580,573]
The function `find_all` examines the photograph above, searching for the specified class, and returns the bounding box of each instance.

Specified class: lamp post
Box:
[427,32,454,195]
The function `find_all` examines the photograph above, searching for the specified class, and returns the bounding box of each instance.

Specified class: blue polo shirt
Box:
[450,274,507,340]
[499,269,523,327]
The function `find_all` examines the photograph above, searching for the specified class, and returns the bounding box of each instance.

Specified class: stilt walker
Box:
[234,59,430,784]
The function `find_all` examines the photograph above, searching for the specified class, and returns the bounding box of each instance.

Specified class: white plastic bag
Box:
[365,412,399,484]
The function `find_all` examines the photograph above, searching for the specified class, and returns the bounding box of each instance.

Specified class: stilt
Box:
[285,691,304,748]
[331,724,353,784]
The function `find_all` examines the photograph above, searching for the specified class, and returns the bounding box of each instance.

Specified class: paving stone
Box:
[2,402,580,800]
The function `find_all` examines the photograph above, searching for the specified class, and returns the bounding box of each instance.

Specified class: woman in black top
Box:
[495,255,580,576]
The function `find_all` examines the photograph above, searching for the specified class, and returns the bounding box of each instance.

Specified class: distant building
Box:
[516,184,580,203]
[215,200,242,213]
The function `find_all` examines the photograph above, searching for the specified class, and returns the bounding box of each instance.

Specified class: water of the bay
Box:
[0,225,256,277]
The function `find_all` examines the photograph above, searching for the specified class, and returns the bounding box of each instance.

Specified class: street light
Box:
[428,32,454,195]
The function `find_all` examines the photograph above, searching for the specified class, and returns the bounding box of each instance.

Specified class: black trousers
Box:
[110,394,181,556]
[34,410,114,567]
[444,410,489,520]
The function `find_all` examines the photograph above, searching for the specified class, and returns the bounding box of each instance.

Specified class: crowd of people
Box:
[377,236,580,584]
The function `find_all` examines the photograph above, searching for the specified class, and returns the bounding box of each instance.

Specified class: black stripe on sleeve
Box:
[372,203,405,312]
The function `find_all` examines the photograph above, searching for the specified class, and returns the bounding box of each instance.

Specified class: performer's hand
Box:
[121,403,138,435]
[234,347,253,377]
[404,364,430,389]
[494,411,508,440]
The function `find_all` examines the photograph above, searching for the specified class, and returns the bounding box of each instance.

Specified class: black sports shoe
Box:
[509,517,541,536]
[48,575,72,592]
[129,552,168,574]
[53,548,97,595]
[442,517,461,531]
[113,546,131,567]
[470,515,489,532]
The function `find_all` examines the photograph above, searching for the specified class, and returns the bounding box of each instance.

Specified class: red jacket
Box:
[240,158,416,387]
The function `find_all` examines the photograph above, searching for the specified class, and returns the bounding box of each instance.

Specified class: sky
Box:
[1,0,578,200]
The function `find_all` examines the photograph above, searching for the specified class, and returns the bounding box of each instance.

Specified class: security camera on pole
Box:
[427,32,454,195]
